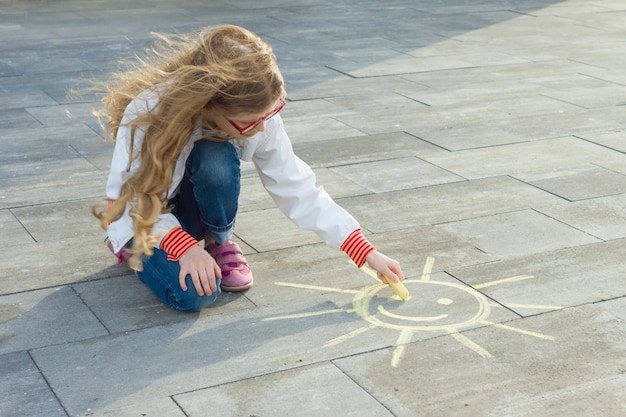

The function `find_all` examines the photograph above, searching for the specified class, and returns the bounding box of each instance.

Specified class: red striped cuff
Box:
[160,227,198,261]
[340,229,376,268]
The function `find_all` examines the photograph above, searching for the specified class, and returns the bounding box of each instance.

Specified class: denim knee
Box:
[136,248,221,312]
[188,139,240,186]
[172,276,221,312]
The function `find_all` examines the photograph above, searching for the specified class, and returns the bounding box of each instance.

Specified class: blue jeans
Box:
[136,139,241,311]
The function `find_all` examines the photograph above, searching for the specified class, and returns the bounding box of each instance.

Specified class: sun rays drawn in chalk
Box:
[265,257,561,368]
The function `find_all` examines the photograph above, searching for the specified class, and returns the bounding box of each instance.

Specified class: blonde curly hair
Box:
[91,25,285,269]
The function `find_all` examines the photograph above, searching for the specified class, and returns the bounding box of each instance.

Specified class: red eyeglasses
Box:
[227,97,286,135]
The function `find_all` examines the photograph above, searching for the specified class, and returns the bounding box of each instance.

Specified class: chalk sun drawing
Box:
[266,257,560,367]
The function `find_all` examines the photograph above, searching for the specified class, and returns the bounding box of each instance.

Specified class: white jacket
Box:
[105,92,360,254]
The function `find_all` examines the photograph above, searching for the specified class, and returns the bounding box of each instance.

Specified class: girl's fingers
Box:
[191,272,205,296]
[210,265,219,292]
[179,269,188,291]
[383,269,401,284]
[200,268,216,295]
[389,264,405,282]
[213,261,222,279]
[179,261,218,296]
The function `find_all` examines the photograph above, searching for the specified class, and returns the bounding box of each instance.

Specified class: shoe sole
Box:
[220,279,254,292]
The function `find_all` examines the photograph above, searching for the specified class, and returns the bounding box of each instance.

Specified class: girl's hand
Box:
[365,250,405,285]
[178,246,222,296]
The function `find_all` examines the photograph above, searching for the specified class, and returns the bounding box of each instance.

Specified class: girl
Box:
[93,25,404,311]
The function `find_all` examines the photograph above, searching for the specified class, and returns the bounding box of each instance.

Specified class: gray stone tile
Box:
[281,65,346,95]
[6,71,100,105]
[284,115,363,144]
[238,167,368,213]
[25,102,100,127]
[490,374,626,417]
[175,362,394,417]
[313,168,371,199]
[578,129,626,153]
[252,258,362,317]
[596,159,626,177]
[329,92,432,135]
[517,164,626,201]
[0,237,128,294]
[334,304,626,417]
[436,209,600,259]
[600,296,626,322]
[0,108,40,129]
[29,299,388,417]
[328,52,476,78]
[0,209,33,248]
[280,98,364,144]
[73,399,187,417]
[0,124,97,164]
[11,199,102,242]
[404,113,524,151]
[500,106,626,143]
[448,239,626,315]
[9,56,90,75]
[235,207,323,252]
[230,236,254,255]
[397,78,551,108]
[330,156,465,193]
[237,174,276,212]
[70,134,116,173]
[74,275,256,334]
[293,132,447,169]
[530,2,620,16]
[0,62,19,77]
[0,86,58,110]
[399,59,591,88]
[417,8,527,36]
[243,243,361,305]
[281,97,354,119]
[473,93,585,118]
[502,60,614,84]
[538,77,626,108]
[286,73,424,101]
[0,351,66,417]
[338,176,565,234]
[581,66,626,91]
[0,286,107,355]
[406,106,626,151]
[414,34,524,60]
[422,136,626,180]
[362,227,498,275]
[537,193,626,241]
[0,158,106,209]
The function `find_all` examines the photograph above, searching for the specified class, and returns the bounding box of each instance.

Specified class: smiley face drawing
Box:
[269,257,560,367]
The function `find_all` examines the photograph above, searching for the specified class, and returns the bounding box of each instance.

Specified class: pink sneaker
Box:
[206,240,254,292]
[105,237,131,264]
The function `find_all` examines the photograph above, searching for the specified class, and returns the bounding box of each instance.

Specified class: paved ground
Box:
[2,0,626,416]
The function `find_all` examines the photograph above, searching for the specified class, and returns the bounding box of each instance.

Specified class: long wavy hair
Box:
[91,25,285,269]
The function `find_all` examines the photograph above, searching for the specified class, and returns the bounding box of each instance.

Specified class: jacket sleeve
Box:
[104,94,185,254]
[251,116,362,250]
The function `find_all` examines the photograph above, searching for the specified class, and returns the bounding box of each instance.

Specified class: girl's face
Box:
[217,109,269,138]
[204,98,285,139]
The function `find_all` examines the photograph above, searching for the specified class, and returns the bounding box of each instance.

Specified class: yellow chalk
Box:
[360,264,410,301]
[386,277,410,301]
